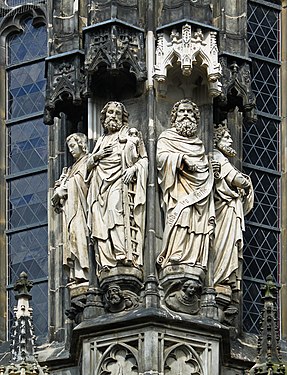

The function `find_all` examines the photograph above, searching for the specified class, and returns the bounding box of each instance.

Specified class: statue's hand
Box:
[182,155,199,172]
[122,166,136,184]
[51,187,67,206]
[87,146,112,170]
[211,160,221,178]
[91,146,113,164]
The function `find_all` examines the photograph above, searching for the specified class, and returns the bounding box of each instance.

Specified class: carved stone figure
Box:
[104,283,139,313]
[165,279,202,314]
[86,101,148,270]
[213,124,254,291]
[51,133,89,282]
[156,99,215,269]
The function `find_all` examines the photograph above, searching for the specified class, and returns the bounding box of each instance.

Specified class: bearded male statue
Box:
[213,124,254,293]
[156,99,215,270]
[86,101,148,271]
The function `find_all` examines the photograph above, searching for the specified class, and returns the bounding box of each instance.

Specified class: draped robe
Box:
[157,128,215,268]
[86,126,148,268]
[213,148,254,289]
[56,155,89,281]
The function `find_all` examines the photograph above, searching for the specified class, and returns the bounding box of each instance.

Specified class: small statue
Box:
[165,279,202,314]
[86,101,148,271]
[156,99,215,269]
[51,133,89,283]
[213,124,254,292]
[104,283,139,313]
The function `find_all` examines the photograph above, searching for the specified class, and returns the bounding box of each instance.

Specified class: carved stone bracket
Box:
[154,24,222,97]
[214,57,257,124]
[103,283,140,313]
[44,51,85,125]
[164,279,202,315]
[84,20,147,98]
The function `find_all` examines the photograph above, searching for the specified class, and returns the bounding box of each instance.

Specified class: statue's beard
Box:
[218,144,237,157]
[175,119,197,138]
[108,294,122,305]
[104,118,122,133]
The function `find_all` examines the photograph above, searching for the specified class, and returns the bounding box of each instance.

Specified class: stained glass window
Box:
[8,62,46,119]
[8,118,48,174]
[8,226,48,283]
[8,18,47,65]
[243,0,281,334]
[6,16,48,339]
[8,173,47,229]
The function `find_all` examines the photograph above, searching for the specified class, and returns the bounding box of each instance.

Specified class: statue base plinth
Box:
[68,282,89,298]
[158,264,206,290]
[99,266,143,295]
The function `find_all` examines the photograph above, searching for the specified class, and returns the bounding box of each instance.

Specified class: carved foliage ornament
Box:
[154,24,222,97]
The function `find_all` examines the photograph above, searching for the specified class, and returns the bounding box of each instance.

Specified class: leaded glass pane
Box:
[8,173,47,229]
[243,116,279,171]
[251,60,279,116]
[8,118,48,174]
[243,280,263,333]
[8,282,48,338]
[8,18,47,65]
[244,168,279,228]
[8,62,46,119]
[247,3,280,60]
[8,226,48,284]
[243,226,278,281]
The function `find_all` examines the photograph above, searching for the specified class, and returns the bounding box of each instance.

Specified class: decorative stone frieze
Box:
[154,24,222,97]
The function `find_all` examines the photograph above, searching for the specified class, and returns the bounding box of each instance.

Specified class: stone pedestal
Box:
[78,310,226,375]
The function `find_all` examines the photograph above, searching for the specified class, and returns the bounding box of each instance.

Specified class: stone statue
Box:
[165,279,202,314]
[213,124,254,291]
[156,99,215,269]
[86,101,148,270]
[51,133,89,282]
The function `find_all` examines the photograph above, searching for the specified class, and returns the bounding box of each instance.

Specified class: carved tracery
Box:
[154,24,222,97]
[44,52,85,125]
[84,22,146,98]
[164,344,203,375]
[99,344,138,375]
[214,57,257,124]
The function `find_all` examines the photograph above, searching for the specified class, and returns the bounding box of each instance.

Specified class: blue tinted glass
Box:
[8,62,46,119]
[8,118,48,174]
[8,18,47,65]
[8,282,48,338]
[8,172,47,229]
[8,226,48,284]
